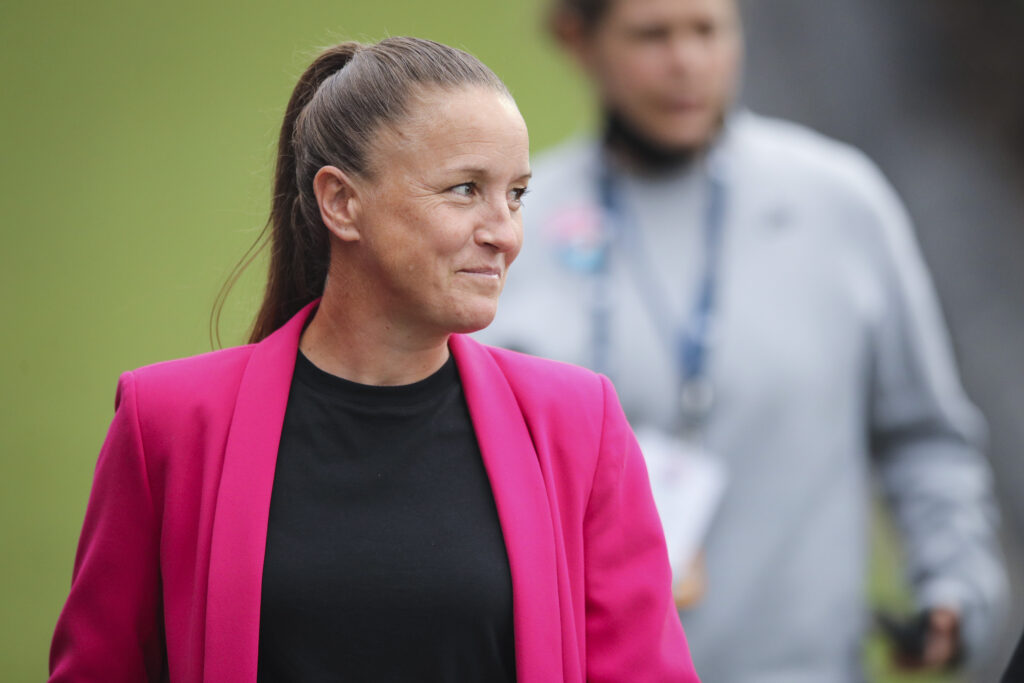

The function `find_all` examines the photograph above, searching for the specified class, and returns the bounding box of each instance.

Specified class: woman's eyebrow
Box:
[440,164,533,181]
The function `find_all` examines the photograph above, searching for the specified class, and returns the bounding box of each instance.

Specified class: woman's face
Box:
[348,86,530,341]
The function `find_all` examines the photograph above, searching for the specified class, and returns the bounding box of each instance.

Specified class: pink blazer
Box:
[50,302,699,682]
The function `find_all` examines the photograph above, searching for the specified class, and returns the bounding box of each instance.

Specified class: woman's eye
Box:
[509,187,529,206]
[451,182,476,197]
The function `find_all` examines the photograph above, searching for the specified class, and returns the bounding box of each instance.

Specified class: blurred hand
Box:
[673,552,706,609]
[893,607,961,672]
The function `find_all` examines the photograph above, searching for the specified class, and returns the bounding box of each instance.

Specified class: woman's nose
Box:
[475,198,522,253]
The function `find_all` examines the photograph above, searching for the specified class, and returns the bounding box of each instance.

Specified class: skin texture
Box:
[556,0,963,671]
[299,86,531,386]
[558,0,743,152]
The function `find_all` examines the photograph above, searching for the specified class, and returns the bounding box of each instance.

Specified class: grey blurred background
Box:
[739,1,1024,678]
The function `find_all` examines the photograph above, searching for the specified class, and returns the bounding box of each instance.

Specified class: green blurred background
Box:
[0,1,972,680]
[0,2,585,679]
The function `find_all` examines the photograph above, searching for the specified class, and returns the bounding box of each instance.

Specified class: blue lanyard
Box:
[593,152,728,419]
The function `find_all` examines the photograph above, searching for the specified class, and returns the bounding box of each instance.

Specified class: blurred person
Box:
[48,37,700,683]
[478,0,1007,680]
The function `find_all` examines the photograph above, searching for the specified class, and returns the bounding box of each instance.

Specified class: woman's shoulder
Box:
[129,343,255,385]
[117,344,258,417]
[476,341,610,416]
[464,339,633,499]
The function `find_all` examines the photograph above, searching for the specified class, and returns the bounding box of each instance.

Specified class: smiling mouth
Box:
[458,267,502,278]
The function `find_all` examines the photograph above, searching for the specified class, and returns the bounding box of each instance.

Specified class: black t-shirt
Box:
[257,352,516,683]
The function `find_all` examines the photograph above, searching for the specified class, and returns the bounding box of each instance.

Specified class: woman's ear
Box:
[313,165,362,242]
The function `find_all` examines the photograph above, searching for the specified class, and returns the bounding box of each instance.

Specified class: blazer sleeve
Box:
[583,375,700,682]
[49,372,165,682]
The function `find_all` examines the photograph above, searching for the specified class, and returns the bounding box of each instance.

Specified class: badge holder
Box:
[635,377,727,609]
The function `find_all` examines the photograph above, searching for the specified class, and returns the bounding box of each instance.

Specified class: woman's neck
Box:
[298,290,451,387]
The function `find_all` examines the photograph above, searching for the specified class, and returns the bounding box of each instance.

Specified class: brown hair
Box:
[549,0,614,33]
[211,37,509,345]
[548,0,742,37]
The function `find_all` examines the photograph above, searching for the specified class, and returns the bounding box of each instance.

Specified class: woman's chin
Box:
[447,304,499,335]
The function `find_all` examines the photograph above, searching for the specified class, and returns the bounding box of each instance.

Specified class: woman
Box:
[48,37,698,682]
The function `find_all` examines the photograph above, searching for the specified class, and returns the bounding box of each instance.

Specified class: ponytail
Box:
[247,43,359,344]
[211,38,509,346]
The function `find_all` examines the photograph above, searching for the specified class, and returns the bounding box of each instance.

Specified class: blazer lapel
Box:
[203,301,317,683]
[450,334,564,683]
[203,319,563,682]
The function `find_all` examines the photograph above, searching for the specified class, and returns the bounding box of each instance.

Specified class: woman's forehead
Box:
[374,87,527,162]
[407,84,519,122]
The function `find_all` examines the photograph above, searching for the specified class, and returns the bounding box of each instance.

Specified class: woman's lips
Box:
[459,265,502,278]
